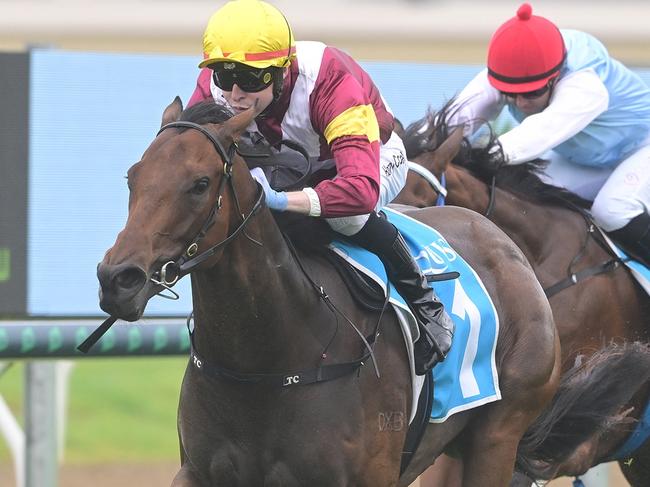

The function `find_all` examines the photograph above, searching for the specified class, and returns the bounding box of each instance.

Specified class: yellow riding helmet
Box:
[199,0,296,69]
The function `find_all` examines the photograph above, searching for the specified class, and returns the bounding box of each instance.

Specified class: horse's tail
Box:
[515,341,650,480]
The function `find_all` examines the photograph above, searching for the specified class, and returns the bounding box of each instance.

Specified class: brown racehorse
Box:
[97,99,642,486]
[394,104,650,485]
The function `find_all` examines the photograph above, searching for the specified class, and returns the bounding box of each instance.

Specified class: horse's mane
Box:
[402,98,591,210]
[180,99,234,125]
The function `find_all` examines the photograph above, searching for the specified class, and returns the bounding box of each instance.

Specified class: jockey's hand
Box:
[250,167,288,211]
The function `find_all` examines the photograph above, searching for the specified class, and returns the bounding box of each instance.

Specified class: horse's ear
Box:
[218,101,260,144]
[161,96,184,128]
[429,127,464,172]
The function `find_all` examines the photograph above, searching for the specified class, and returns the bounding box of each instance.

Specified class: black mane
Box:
[180,99,234,125]
[403,98,591,210]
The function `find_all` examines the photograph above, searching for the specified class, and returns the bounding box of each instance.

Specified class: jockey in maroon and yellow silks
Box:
[192,41,395,218]
[192,0,455,376]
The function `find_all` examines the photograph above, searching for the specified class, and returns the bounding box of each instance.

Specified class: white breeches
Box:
[540,142,650,231]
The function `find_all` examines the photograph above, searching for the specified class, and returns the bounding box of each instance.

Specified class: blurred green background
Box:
[0,358,187,463]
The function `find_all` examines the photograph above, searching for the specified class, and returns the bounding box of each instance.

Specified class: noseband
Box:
[79,120,264,352]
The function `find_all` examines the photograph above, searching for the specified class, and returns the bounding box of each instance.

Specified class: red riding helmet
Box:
[487,3,566,93]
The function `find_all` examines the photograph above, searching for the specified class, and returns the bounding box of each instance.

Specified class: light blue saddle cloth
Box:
[329,207,501,422]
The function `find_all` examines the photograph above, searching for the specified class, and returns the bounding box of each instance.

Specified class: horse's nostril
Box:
[114,267,146,290]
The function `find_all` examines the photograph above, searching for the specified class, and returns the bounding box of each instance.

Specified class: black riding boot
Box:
[348,212,455,375]
[609,211,650,267]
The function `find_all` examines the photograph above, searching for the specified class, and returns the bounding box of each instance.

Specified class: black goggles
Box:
[211,63,275,93]
[501,81,553,100]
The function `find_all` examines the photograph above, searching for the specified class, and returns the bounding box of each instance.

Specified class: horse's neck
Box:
[190,212,320,369]
[449,169,582,265]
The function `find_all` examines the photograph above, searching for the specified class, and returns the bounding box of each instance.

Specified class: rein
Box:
[187,235,386,387]
[485,175,497,218]
[407,161,447,206]
[182,237,390,388]
[239,136,314,192]
[187,237,390,388]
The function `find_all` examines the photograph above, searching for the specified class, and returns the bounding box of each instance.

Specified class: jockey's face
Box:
[222,83,274,114]
[502,79,555,116]
[510,89,552,116]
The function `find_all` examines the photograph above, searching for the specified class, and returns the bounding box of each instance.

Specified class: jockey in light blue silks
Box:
[449,2,650,266]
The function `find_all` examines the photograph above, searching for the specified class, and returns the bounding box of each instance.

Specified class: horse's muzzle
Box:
[97,262,148,320]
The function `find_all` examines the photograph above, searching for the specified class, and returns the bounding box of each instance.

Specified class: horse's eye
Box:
[191,177,210,195]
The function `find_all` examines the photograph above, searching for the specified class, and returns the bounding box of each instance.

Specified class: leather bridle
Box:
[81,121,380,391]
[79,121,264,352]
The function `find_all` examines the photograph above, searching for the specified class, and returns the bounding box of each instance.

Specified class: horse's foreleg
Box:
[461,355,560,486]
[461,427,521,486]
[172,434,203,486]
[418,454,463,487]
[171,464,204,487]
[509,471,534,487]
